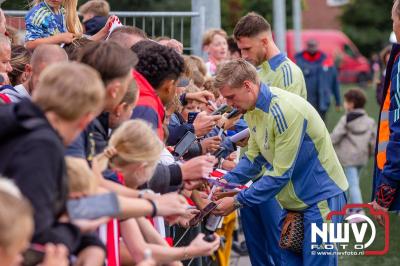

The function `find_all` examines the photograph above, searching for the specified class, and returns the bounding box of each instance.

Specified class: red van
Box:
[286,30,370,84]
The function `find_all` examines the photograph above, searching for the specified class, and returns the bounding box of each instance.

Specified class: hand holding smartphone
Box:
[211,104,229,115]
[172,131,197,159]
[188,201,218,227]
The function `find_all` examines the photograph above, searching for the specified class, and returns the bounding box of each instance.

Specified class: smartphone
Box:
[205,214,223,232]
[211,104,229,115]
[187,112,199,124]
[67,192,120,220]
[213,147,226,159]
[189,201,218,227]
[226,108,240,119]
[22,244,45,266]
[173,131,196,158]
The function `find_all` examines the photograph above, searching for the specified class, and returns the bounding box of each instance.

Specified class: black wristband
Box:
[147,199,157,217]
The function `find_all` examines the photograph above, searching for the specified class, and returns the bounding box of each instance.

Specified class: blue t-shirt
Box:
[25,2,67,41]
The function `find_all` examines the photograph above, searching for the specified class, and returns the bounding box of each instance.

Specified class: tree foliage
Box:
[340,0,393,56]
[222,0,295,35]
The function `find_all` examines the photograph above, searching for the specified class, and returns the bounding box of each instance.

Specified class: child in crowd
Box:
[169,83,221,156]
[79,0,110,36]
[65,156,159,266]
[0,178,69,266]
[66,157,99,198]
[0,180,33,266]
[25,0,81,49]
[95,120,220,265]
[25,0,112,50]
[66,153,198,266]
[183,55,208,88]
[0,61,108,264]
[180,83,203,121]
[331,88,376,221]
[202,29,228,76]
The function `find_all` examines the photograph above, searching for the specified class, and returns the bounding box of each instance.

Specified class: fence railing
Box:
[4,10,204,53]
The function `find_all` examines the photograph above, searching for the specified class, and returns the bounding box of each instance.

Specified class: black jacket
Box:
[66,112,110,163]
[0,99,102,253]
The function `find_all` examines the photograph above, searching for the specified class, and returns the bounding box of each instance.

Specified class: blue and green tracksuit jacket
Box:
[224,82,348,210]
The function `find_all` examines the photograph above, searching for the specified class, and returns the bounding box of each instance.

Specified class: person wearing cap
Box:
[295,39,341,121]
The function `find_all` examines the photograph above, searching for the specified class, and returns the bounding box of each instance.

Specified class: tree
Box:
[221,0,296,35]
[340,0,393,57]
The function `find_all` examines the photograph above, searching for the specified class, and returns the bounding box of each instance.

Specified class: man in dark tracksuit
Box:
[295,40,341,121]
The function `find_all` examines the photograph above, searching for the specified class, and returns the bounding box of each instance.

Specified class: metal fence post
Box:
[273,0,287,53]
[191,0,220,57]
[293,0,302,53]
[191,1,204,56]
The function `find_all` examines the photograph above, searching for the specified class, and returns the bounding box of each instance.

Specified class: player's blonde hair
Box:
[214,59,259,90]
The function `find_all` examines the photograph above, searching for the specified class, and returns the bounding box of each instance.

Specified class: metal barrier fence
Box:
[4,10,204,53]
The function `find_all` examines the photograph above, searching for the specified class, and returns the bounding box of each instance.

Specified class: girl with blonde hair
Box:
[96,120,220,265]
[25,0,113,50]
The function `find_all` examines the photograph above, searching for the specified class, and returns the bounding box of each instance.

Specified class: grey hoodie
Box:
[330,109,376,167]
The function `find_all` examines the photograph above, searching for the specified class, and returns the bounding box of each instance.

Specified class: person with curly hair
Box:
[131,40,184,140]
[129,40,217,195]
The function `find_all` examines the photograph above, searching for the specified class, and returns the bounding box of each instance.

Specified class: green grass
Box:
[324,84,400,266]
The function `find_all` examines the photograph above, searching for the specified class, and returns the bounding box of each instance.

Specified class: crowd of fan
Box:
[0,1,248,266]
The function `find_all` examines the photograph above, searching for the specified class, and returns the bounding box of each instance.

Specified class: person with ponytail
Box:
[25,0,112,50]
[95,120,220,265]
